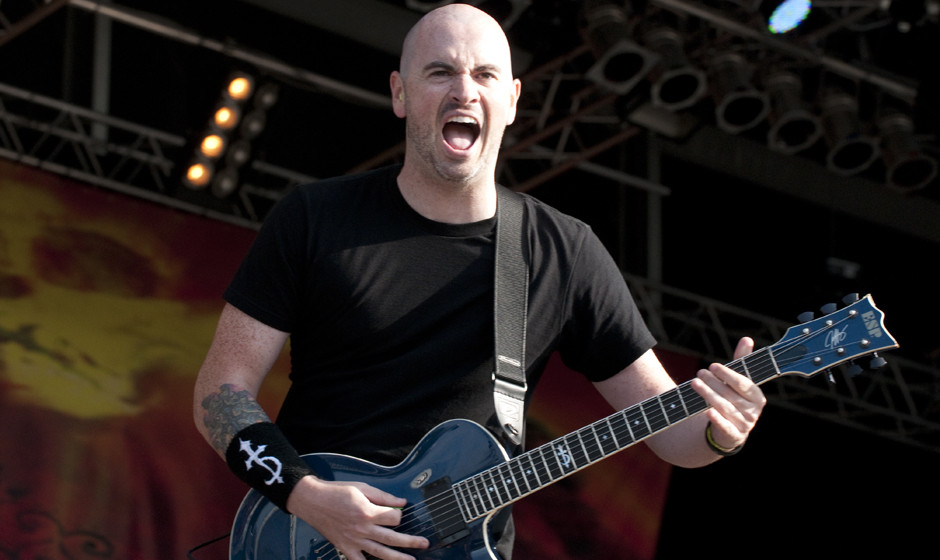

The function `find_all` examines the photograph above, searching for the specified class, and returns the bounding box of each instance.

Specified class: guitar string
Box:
[306,312,860,558]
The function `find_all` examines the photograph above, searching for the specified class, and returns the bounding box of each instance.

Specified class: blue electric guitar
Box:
[230,294,897,560]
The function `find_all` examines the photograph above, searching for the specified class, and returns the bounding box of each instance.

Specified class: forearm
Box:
[196,382,272,457]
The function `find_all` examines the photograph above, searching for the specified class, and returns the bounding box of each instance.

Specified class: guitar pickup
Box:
[422,477,469,546]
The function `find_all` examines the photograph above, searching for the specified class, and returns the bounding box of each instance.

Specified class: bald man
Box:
[194,5,765,560]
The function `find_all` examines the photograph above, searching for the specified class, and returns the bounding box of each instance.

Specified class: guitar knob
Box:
[820,303,838,315]
[842,293,860,305]
[797,311,815,323]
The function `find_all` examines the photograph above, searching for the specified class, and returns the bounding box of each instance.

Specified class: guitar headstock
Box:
[771,294,898,379]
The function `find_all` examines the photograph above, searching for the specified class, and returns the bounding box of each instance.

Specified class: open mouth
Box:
[442,116,481,151]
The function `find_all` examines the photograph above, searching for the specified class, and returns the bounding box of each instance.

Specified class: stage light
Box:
[211,167,240,198]
[710,52,769,134]
[254,83,280,110]
[183,160,213,189]
[765,71,822,154]
[878,111,938,192]
[199,133,226,159]
[765,1,812,34]
[645,27,707,112]
[582,0,659,95]
[226,75,254,102]
[240,110,267,139]
[213,104,241,131]
[820,91,880,176]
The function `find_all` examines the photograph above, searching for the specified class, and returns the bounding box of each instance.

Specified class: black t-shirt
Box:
[224,165,655,464]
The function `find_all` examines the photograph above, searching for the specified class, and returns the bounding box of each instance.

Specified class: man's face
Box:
[392,11,521,186]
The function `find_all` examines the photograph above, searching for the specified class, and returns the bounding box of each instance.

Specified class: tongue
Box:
[443,123,475,151]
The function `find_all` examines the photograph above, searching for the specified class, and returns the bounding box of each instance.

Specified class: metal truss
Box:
[1,0,937,452]
[625,273,940,454]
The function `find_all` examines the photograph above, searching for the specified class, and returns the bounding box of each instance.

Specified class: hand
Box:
[692,337,767,451]
[286,476,430,560]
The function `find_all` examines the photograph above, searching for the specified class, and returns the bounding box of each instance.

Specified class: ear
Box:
[390,71,406,118]
[506,78,522,125]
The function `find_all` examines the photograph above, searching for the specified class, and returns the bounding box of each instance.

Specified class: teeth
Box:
[448,116,479,126]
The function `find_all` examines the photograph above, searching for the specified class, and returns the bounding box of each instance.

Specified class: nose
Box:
[450,72,480,105]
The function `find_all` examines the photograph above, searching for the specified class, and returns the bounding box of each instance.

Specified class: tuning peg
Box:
[842,293,860,305]
[826,371,837,384]
[820,302,838,315]
[797,311,815,323]
[845,362,864,378]
[869,353,887,370]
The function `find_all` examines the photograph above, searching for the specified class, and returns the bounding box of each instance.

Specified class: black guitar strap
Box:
[493,186,528,447]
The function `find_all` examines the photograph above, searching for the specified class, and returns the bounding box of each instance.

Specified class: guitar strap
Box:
[493,186,528,447]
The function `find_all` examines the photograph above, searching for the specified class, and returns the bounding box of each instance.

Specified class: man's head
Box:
[390,4,521,187]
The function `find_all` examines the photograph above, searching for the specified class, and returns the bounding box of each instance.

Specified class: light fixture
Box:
[765,70,822,154]
[820,91,880,176]
[645,27,708,112]
[226,74,254,102]
[198,133,226,159]
[213,104,241,131]
[878,111,938,192]
[183,159,213,189]
[582,0,659,95]
[710,52,769,134]
[764,0,812,34]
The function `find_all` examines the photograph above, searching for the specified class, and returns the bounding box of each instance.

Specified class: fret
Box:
[588,424,608,460]
[507,458,530,496]
[578,427,602,463]
[678,382,706,415]
[565,433,587,469]
[497,462,519,502]
[624,405,651,440]
[643,398,669,433]
[610,410,634,446]
[471,473,494,513]
[594,419,619,456]
[482,469,507,508]
[661,388,687,425]
[552,439,576,474]
[519,452,542,489]
[540,444,564,481]
[457,480,482,520]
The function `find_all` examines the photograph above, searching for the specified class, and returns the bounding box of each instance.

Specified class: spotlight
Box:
[183,159,213,189]
[211,167,240,198]
[582,0,659,95]
[645,27,707,112]
[820,92,880,176]
[226,74,254,102]
[254,83,280,110]
[710,52,769,134]
[878,111,938,192]
[764,0,812,34]
[240,110,267,139]
[765,71,822,154]
[198,133,226,159]
[213,104,241,131]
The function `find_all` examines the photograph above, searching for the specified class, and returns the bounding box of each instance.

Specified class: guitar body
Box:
[230,295,899,560]
[230,419,511,560]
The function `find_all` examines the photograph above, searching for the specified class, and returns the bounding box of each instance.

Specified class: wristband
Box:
[705,422,744,457]
[225,422,313,511]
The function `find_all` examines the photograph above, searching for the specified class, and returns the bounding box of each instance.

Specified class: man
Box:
[193,4,766,560]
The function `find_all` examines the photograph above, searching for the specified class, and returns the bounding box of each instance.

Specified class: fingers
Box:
[691,337,767,450]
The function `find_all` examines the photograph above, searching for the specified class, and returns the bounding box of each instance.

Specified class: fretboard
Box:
[452,345,786,521]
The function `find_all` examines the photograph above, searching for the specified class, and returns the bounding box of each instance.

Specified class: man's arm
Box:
[192,303,428,560]
[593,338,766,468]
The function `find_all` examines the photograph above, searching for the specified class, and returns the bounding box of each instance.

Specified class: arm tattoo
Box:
[201,384,271,454]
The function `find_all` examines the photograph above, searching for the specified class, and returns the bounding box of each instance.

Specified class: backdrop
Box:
[0,160,681,559]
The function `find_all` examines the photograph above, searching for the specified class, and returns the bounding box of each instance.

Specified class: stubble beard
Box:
[406,117,499,186]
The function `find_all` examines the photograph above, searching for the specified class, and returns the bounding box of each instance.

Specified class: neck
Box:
[396,166,497,224]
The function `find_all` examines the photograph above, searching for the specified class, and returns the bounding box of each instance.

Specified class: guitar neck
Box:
[452,346,783,521]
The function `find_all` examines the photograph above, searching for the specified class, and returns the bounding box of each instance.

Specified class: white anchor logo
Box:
[239,438,284,486]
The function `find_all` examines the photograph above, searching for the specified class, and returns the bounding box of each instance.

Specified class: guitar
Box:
[229,294,898,560]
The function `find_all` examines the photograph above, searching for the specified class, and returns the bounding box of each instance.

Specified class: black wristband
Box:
[225,422,313,511]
